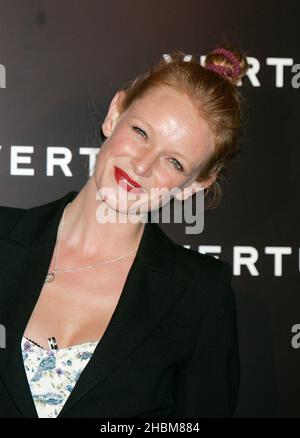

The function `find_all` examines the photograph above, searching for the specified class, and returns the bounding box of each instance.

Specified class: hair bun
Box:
[204,44,249,84]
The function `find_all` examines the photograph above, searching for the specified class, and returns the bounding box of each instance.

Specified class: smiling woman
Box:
[0,42,249,418]
[91,48,249,213]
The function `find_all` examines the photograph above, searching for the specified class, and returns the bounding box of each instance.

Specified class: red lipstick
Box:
[114,166,144,193]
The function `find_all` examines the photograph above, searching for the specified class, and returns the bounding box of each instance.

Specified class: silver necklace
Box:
[44,202,139,284]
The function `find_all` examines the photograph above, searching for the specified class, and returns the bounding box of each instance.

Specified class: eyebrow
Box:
[131,116,194,170]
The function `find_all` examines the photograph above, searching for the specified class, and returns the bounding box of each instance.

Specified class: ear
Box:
[102,90,126,138]
[174,181,205,201]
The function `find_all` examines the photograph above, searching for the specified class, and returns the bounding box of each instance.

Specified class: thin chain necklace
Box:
[44,202,139,284]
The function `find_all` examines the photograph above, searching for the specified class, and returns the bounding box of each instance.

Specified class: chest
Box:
[23,259,134,350]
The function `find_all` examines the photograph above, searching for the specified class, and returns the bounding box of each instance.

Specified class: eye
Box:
[170,158,184,172]
[132,126,147,139]
[132,125,183,172]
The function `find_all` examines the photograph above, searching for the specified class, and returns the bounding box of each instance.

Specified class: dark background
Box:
[0,0,299,417]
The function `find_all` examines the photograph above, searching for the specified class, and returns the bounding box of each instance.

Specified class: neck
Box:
[59,176,146,263]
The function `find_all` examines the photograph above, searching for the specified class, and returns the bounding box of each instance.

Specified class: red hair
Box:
[117,43,250,208]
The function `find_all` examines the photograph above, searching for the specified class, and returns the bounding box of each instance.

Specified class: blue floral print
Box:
[21,337,98,418]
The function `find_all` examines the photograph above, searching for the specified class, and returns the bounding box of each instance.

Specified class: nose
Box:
[131,148,158,177]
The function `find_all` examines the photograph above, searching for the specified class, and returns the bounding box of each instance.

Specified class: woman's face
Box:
[93,85,215,216]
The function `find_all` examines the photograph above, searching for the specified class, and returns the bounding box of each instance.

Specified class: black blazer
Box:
[0,190,240,418]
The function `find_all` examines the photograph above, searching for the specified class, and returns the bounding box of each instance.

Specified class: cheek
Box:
[108,128,138,156]
[95,133,131,170]
[154,166,186,190]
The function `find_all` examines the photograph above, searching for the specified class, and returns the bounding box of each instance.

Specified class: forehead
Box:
[126,86,214,165]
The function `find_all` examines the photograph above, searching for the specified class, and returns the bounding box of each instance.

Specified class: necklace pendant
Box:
[45,272,55,283]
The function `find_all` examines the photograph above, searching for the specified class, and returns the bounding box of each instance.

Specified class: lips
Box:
[114,166,145,193]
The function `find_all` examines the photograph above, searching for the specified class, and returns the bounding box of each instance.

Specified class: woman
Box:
[0,45,249,418]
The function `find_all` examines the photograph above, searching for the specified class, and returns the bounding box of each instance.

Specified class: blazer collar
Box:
[0,191,190,417]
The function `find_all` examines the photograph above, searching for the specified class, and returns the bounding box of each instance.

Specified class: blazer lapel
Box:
[0,191,191,418]
[0,191,79,417]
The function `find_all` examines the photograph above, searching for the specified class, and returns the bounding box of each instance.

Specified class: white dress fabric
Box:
[21,336,98,418]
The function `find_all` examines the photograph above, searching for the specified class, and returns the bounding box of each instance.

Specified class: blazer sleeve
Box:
[172,261,240,418]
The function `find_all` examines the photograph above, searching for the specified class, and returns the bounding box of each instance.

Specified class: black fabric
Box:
[0,191,239,418]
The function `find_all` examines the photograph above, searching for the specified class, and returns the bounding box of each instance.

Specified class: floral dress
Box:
[21,336,98,418]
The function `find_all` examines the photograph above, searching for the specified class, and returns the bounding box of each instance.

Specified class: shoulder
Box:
[171,240,232,284]
[0,191,78,242]
[170,241,234,315]
[0,205,26,239]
